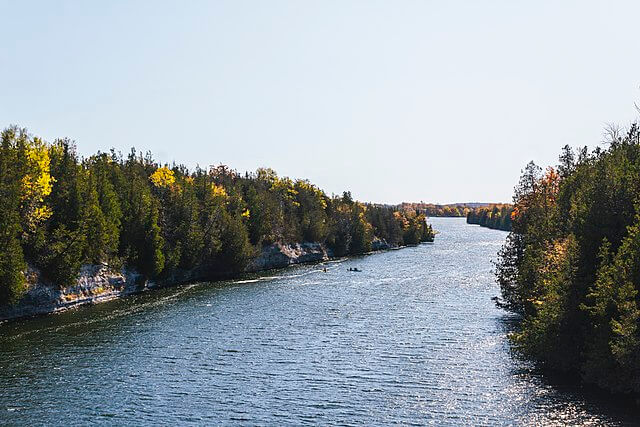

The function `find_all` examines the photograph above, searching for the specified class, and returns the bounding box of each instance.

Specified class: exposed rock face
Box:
[246,242,332,272]
[0,265,149,321]
[0,242,334,321]
[371,238,391,251]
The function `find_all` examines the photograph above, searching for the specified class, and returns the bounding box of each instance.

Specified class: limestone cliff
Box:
[0,242,342,321]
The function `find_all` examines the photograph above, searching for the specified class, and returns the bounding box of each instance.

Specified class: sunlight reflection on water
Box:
[0,218,637,425]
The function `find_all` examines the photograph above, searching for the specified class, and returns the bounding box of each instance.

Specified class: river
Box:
[0,218,636,425]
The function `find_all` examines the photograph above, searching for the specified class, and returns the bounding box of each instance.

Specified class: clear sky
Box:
[2,1,639,204]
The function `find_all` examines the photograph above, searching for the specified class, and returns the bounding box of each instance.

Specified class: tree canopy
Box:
[0,127,435,305]
[496,124,640,394]
[466,204,513,231]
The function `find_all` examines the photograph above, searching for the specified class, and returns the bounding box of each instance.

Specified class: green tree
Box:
[0,128,27,304]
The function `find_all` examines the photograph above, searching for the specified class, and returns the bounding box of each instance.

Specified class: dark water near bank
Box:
[0,218,637,425]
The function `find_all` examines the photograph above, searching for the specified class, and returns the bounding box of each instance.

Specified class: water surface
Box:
[0,218,636,425]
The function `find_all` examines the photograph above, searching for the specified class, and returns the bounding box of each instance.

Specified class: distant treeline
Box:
[400,202,494,217]
[0,127,434,305]
[466,205,513,231]
[496,121,640,395]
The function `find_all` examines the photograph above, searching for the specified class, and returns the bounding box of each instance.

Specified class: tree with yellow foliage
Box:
[19,135,54,232]
[149,166,176,189]
[0,126,436,308]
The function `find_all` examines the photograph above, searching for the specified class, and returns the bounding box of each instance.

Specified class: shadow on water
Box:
[2,218,639,425]
[494,313,640,425]
[0,260,336,353]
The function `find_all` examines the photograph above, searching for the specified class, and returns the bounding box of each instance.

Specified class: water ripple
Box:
[0,218,637,425]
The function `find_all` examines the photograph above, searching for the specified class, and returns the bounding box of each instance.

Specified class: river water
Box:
[0,218,637,425]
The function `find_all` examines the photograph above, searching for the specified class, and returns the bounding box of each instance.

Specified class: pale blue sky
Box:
[2,1,639,204]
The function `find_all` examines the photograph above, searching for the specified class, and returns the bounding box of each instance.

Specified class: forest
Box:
[496,122,640,395]
[466,205,513,231]
[401,202,478,217]
[0,127,434,306]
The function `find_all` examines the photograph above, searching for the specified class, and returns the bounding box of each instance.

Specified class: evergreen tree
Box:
[0,126,436,309]
[0,128,27,304]
[496,121,640,394]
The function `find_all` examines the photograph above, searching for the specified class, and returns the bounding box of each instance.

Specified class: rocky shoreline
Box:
[0,239,395,322]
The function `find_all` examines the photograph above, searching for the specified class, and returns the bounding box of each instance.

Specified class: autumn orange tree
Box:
[496,123,640,394]
[466,204,513,231]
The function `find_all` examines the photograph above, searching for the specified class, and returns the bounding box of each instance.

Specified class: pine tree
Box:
[82,172,109,264]
[0,128,27,304]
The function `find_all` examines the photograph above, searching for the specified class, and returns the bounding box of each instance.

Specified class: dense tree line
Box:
[466,205,513,231]
[496,122,640,395]
[401,202,507,218]
[0,127,434,305]
[401,202,470,217]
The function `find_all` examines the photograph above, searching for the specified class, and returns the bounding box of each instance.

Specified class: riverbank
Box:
[0,239,397,322]
[2,218,634,425]
[466,205,513,231]
[466,220,511,232]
